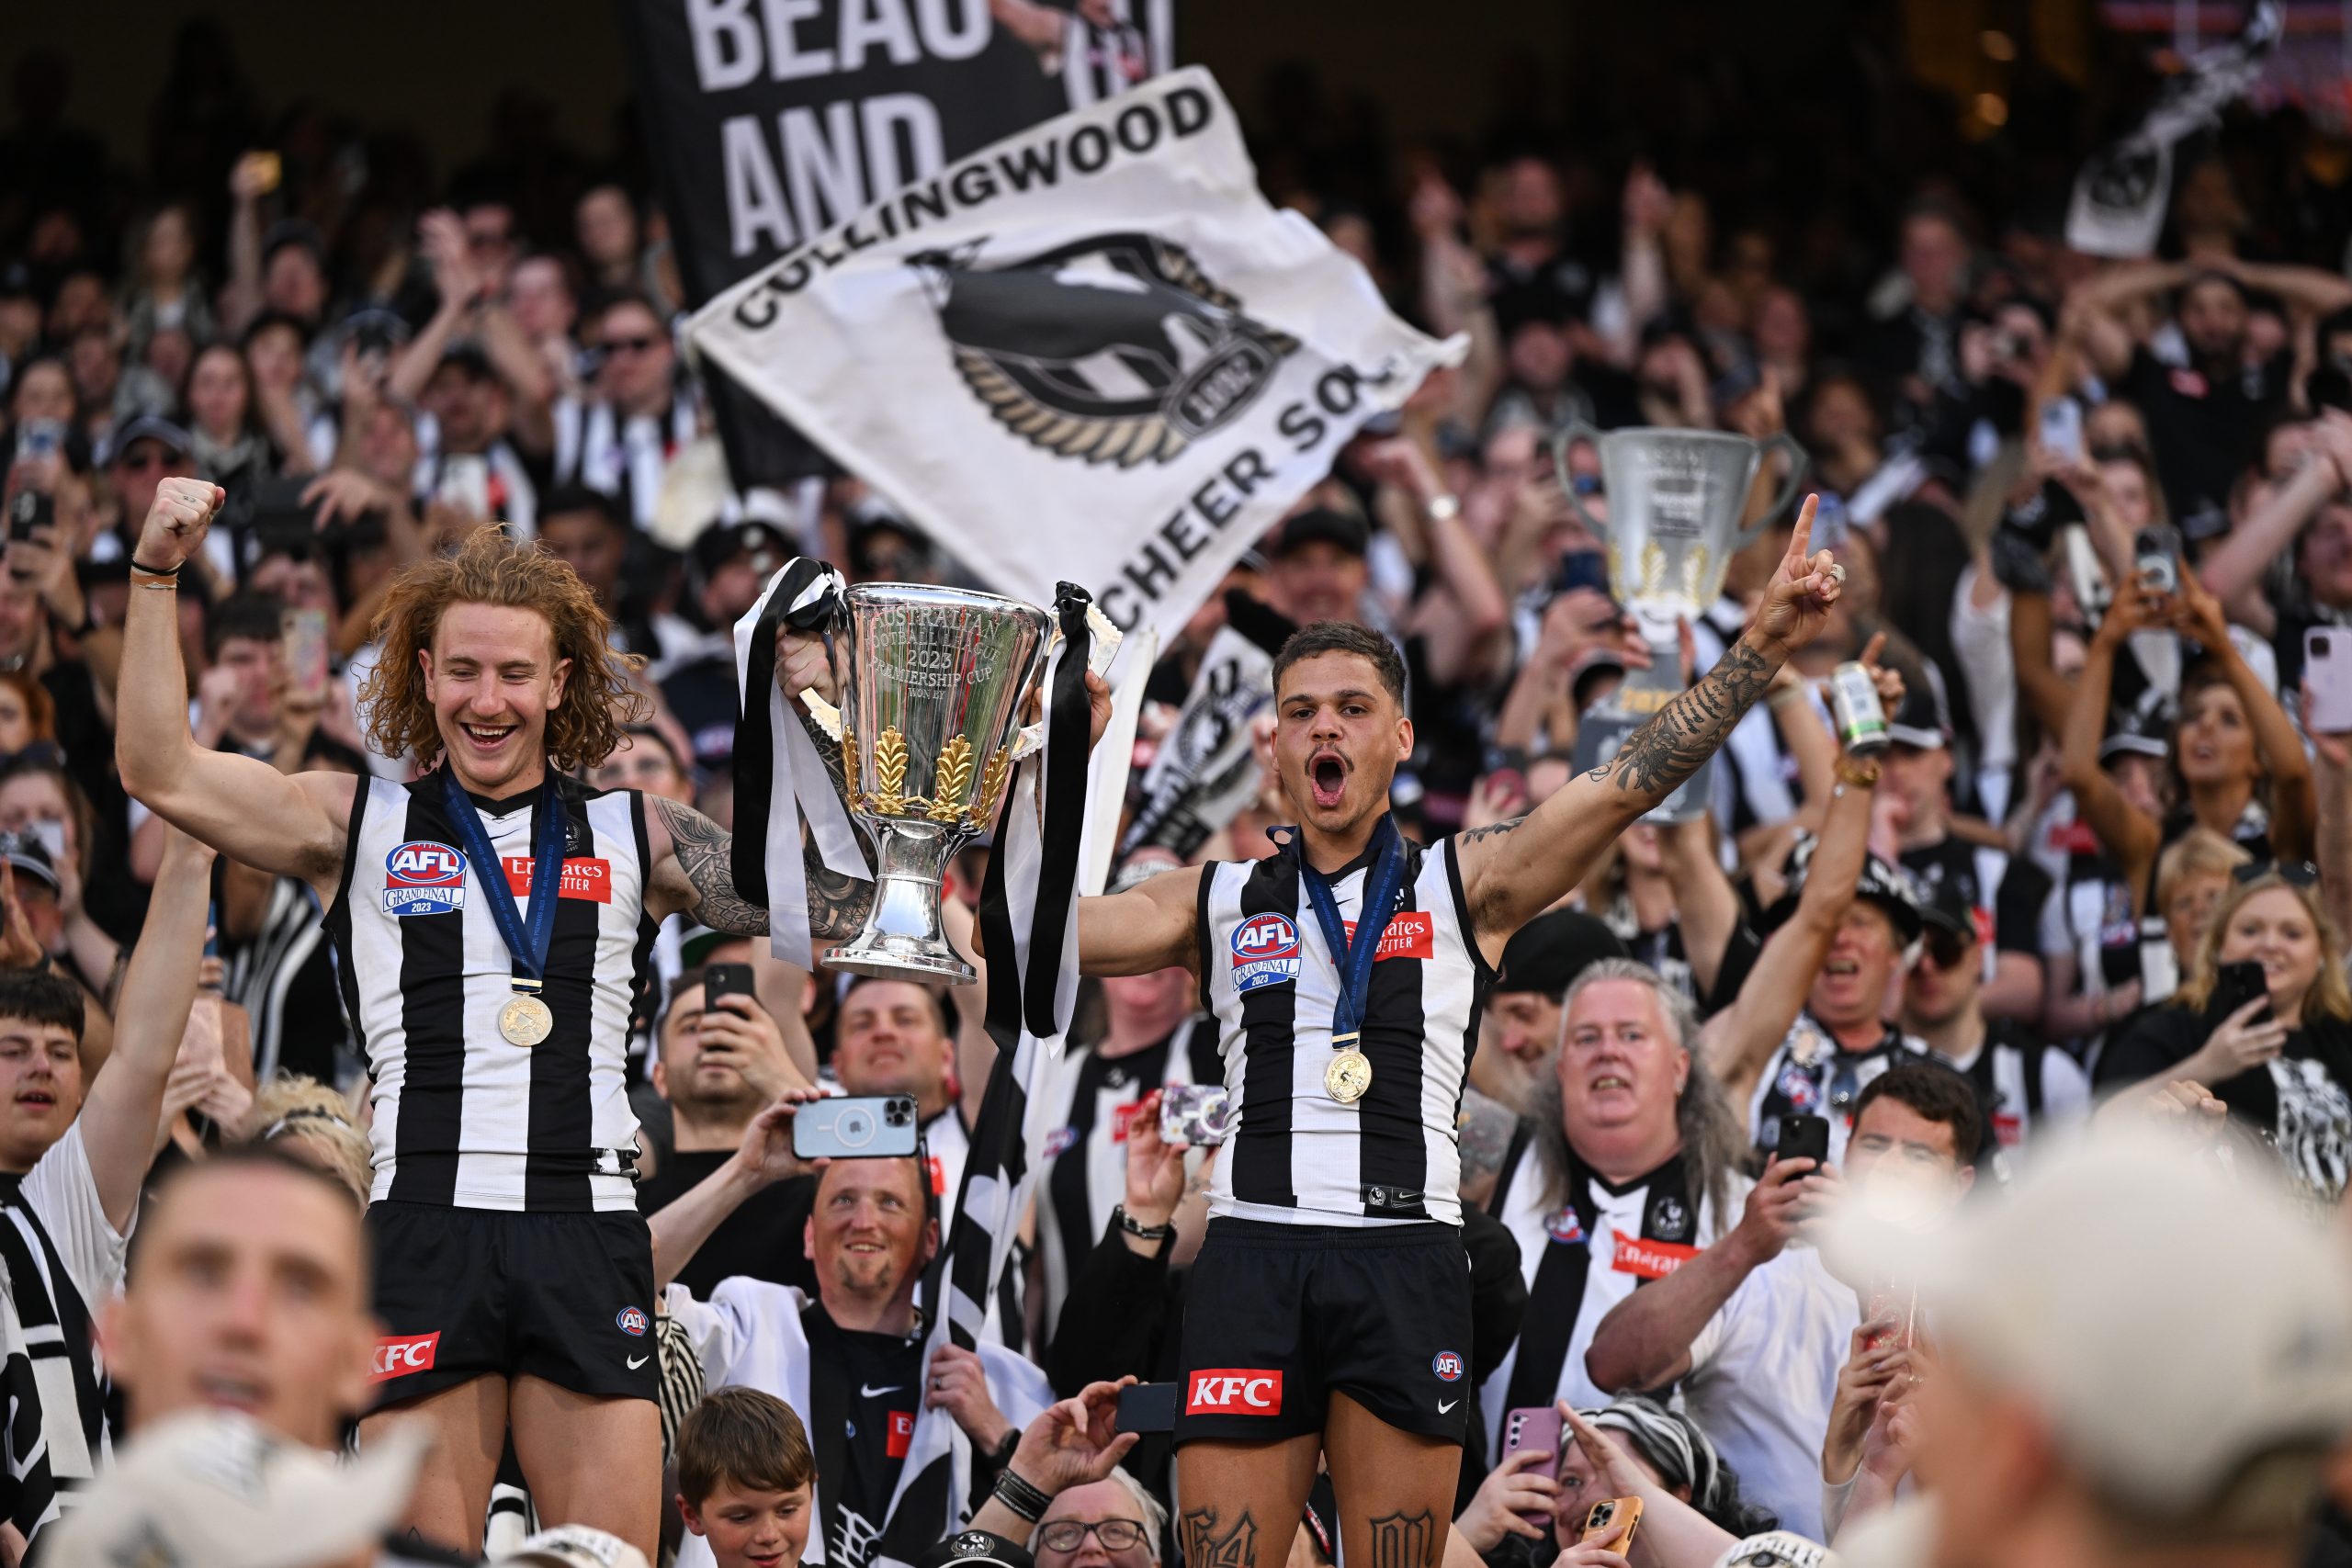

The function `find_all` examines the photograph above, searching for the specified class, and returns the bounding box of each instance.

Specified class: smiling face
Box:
[1272,650,1410,841]
[2164,869,2232,967]
[834,979,950,1113]
[1559,977,1686,1153]
[1549,1432,1667,1547]
[100,1161,372,1450]
[0,1016,79,1171]
[683,1479,813,1568]
[2216,886,2324,1024]
[420,602,571,795]
[1487,989,1564,1066]
[2176,682,2258,791]
[1810,901,1905,1031]
[807,1157,934,1312]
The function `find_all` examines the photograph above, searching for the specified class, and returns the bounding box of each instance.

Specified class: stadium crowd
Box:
[0,14,2348,1568]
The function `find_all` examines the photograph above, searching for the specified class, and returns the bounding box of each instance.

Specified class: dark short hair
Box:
[1272,621,1407,705]
[0,970,84,1045]
[538,485,626,533]
[660,964,714,1045]
[678,1387,815,1506]
[206,592,285,662]
[1852,1062,1981,1168]
[127,1145,367,1279]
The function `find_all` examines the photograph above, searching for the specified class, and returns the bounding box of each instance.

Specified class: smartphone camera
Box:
[1588,1503,1615,1529]
[2318,635,2334,659]
[882,1096,915,1129]
[833,1106,876,1150]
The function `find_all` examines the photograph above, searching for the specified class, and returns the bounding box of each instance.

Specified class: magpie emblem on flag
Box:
[910,233,1296,468]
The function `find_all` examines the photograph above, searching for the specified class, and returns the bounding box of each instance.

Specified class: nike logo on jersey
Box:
[627,1355,649,1370]
[861,1383,903,1398]
[1438,1400,1458,1414]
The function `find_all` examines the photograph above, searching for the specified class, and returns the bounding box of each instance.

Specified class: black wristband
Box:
[990,1468,1052,1524]
[1112,1203,1172,1241]
[130,557,182,577]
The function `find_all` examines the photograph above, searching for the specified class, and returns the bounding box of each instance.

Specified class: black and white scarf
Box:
[0,1176,107,1550]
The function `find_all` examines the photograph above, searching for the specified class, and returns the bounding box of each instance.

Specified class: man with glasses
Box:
[1032,1473,1167,1568]
[105,416,229,581]
[550,292,697,531]
[1903,883,2087,1167]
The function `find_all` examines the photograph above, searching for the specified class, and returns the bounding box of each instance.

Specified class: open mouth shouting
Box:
[1308,748,1350,810]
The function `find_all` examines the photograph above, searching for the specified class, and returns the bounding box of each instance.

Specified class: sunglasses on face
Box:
[2234,859,2320,887]
[1918,926,1976,970]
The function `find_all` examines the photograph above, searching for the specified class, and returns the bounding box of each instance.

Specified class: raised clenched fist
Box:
[138,478,225,570]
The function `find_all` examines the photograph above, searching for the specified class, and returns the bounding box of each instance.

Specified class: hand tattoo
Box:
[651,776,875,942]
[1589,638,1775,800]
[1180,1508,1258,1568]
[1367,1512,1437,1568]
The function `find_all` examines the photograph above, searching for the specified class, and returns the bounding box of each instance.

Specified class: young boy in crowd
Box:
[675,1388,816,1568]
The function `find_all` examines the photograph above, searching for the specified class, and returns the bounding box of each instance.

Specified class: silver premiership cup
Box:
[1554,423,1807,821]
[826,583,1052,984]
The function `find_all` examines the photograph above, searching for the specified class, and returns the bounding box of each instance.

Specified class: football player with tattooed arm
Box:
[111,479,873,1562]
[775,497,1846,1568]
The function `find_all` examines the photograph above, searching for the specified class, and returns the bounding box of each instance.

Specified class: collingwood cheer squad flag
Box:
[687,65,1465,649]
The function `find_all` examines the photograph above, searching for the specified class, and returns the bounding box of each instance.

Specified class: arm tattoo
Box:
[651,775,876,942]
[1457,815,1525,845]
[1180,1508,1259,1568]
[1589,638,1776,801]
[1367,1512,1438,1568]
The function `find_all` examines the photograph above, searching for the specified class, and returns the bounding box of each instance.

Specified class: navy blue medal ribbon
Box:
[1291,813,1407,1058]
[441,766,567,998]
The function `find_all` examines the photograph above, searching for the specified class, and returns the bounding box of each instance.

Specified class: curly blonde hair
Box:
[359,528,647,772]
[237,1073,373,1202]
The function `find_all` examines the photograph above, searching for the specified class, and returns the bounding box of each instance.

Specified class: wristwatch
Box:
[1427,493,1463,523]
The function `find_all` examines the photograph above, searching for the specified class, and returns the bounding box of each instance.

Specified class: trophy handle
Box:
[1741,431,1813,548]
[1550,420,1609,537]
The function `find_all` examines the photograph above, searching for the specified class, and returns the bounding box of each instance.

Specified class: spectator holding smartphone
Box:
[2098,864,2352,1203]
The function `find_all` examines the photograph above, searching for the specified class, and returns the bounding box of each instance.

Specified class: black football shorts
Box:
[367,1201,659,1410]
[1174,1217,1473,1446]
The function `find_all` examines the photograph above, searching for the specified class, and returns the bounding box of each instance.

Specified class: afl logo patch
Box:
[1431,1351,1464,1382]
[616,1306,649,1337]
[1545,1208,1586,1245]
[384,841,467,917]
[1231,913,1302,993]
[1776,1061,1821,1111]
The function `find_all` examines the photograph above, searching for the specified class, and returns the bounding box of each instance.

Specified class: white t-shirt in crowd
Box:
[1682,1243,1860,1544]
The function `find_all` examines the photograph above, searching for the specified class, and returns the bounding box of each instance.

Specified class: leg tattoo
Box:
[1366,1512,1437,1568]
[1180,1508,1260,1568]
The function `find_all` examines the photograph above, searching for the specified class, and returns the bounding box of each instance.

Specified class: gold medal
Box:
[1325,1046,1372,1103]
[500,992,554,1046]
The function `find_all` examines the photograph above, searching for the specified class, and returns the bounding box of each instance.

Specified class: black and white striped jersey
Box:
[327,773,658,1213]
[1194,833,1490,1227]
[1748,1017,1928,1164]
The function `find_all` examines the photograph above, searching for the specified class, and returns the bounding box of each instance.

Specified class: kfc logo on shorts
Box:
[886,1410,916,1459]
[383,841,467,917]
[616,1306,650,1337]
[1186,1369,1283,1414]
[1231,914,1302,993]
[1430,1351,1464,1383]
[370,1331,440,1382]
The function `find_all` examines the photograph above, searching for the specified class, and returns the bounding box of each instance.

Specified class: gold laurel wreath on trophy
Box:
[927,739,975,822]
[850,728,1012,822]
[1640,542,1668,598]
[873,728,909,816]
[968,747,1012,827]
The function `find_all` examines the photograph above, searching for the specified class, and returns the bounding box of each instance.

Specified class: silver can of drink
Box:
[1828,662,1889,756]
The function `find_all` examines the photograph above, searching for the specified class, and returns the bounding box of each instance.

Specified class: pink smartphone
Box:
[1503,1406,1563,1529]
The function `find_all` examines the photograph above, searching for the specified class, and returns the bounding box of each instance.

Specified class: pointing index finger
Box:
[1784,493,1820,574]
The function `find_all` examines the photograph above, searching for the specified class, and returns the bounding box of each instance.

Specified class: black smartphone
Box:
[1557,549,1611,598]
[2206,959,2270,1028]
[1776,1113,1831,1167]
[701,962,755,1011]
[7,489,51,545]
[1114,1382,1180,1435]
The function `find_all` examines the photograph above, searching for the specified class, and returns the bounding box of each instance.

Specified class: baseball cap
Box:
[1710,1532,1838,1568]
[1495,908,1629,998]
[915,1530,1035,1568]
[1916,877,1975,942]
[1767,843,1924,943]
[1842,1125,2352,1519]
[495,1526,652,1568]
[45,1411,429,1568]
[109,412,194,462]
[0,829,61,892]
[2099,705,2171,765]
[1271,507,1369,559]
[1883,687,1946,751]
[693,518,791,581]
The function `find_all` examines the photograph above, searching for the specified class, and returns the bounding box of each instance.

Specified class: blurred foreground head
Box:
[1854,1126,2352,1566]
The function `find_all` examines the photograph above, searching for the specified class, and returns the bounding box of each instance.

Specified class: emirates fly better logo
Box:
[910,233,1296,468]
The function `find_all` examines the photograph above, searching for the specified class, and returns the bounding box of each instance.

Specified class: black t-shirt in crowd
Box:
[2098,1004,2352,1202]
[2121,345,2290,537]
[635,1151,818,1299]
